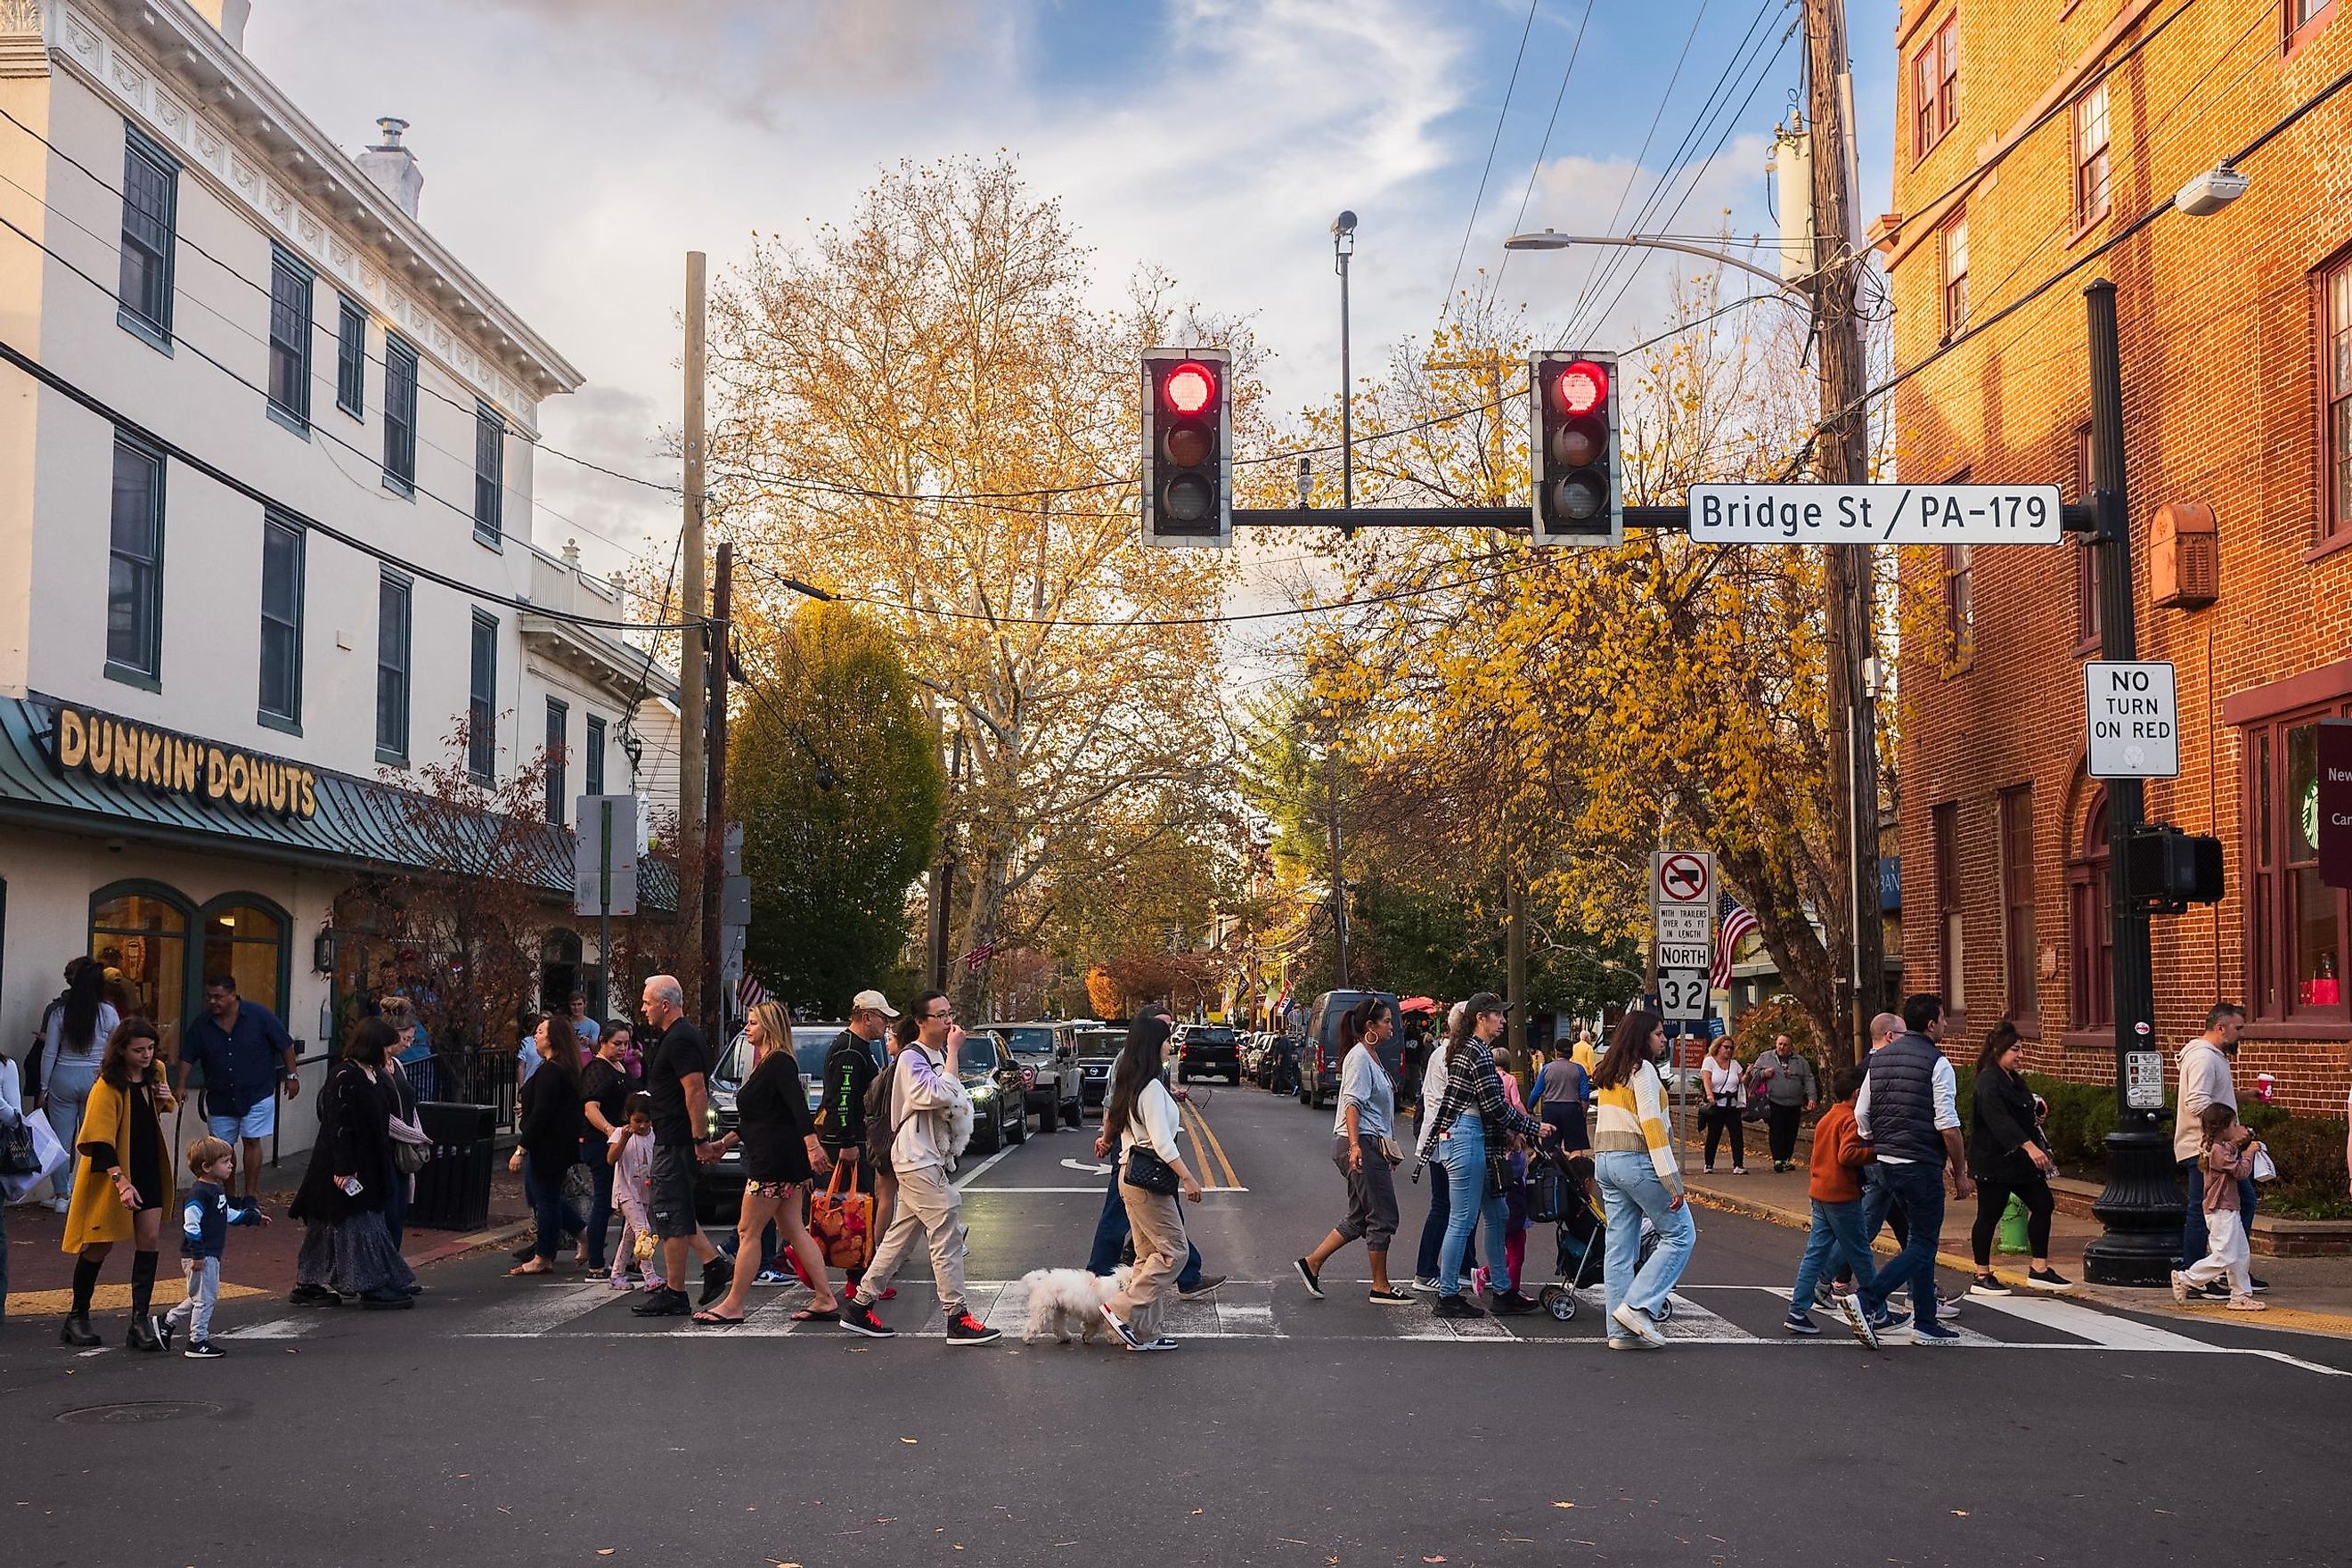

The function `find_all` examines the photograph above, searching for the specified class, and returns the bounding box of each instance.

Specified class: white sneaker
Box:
[53,1196,70,1214]
[1934,1295,1961,1320]
[1611,1302,1667,1349]
[2169,1270,2193,1304]
[1409,1277,1440,1295]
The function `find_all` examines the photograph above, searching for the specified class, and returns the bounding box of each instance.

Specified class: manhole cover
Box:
[55,1400,226,1426]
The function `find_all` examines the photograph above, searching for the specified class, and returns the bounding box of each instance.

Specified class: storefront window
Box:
[2287,725,2342,1009]
[2244,712,2350,1022]
[89,885,190,1061]
[200,898,288,1019]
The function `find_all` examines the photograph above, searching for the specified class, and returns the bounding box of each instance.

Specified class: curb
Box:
[1687,1186,2352,1342]
[406,1218,534,1270]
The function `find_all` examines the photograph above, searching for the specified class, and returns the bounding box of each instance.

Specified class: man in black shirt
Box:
[816,991,898,1294]
[631,975,732,1318]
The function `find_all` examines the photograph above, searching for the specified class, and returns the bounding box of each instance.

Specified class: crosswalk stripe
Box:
[465,1280,622,1336]
[220,1314,318,1340]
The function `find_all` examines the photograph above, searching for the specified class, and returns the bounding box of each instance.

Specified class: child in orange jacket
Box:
[1784,1065,1876,1335]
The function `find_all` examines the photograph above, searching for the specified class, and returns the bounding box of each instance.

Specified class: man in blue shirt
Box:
[171,974,299,1200]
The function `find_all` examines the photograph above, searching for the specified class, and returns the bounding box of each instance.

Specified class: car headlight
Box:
[971,1083,995,1101]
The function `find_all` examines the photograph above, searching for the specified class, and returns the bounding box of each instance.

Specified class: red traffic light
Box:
[1161,362,1216,416]
[1553,360,1607,416]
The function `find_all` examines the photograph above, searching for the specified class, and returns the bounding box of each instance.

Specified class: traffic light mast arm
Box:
[1229,503,2099,531]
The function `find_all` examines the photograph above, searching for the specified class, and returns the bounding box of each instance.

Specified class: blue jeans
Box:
[1790,1197,1874,1315]
[2179,1158,2258,1268]
[1414,1144,1475,1279]
[581,1135,616,1270]
[1859,1160,1946,1327]
[523,1154,583,1264]
[381,1161,410,1251]
[44,1058,99,1201]
[1437,1116,1509,1297]
[0,1191,9,1322]
[1595,1150,1695,1327]
[1086,1156,1201,1291]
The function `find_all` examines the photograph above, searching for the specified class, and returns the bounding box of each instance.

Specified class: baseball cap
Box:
[851,989,899,1018]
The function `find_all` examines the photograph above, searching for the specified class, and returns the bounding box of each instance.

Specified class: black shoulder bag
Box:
[1119,1086,1182,1195]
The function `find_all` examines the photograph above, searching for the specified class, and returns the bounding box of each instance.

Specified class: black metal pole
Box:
[2080,277,2177,1286]
[1338,249,1353,512]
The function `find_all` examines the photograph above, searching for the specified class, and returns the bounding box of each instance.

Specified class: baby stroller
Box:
[1527,1147,1675,1324]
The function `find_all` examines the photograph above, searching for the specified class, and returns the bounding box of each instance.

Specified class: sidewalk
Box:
[1681,1150,2352,1342]
[4,1156,532,1319]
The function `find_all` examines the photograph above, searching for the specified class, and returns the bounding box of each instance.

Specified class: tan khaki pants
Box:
[1107,1182,1187,1336]
[854,1161,967,1313]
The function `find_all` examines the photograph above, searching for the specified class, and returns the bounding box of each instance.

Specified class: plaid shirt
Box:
[1424,1038,1543,1146]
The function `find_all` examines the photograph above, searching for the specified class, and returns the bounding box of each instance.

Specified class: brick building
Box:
[1881,0,2352,1113]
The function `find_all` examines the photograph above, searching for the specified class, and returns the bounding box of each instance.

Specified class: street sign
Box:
[574,793,639,917]
[2125,1049,2166,1111]
[1687,483,2063,545]
[2320,722,2352,889]
[1649,850,1714,1022]
[2085,661,2178,779]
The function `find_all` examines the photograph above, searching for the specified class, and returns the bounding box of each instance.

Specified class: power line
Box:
[1567,0,1717,331]
[1493,0,1597,298]
[0,102,686,495]
[0,327,699,633]
[1441,0,1544,314]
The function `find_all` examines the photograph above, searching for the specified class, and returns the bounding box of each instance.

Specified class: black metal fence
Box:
[429,1046,518,1132]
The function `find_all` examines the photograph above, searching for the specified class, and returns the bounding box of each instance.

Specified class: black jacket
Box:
[738,1051,817,1183]
[518,1066,585,1175]
[817,1032,879,1150]
[1968,1063,2048,1181]
[291,1062,396,1222]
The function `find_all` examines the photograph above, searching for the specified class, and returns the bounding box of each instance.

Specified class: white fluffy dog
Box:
[1020,1266,1131,1344]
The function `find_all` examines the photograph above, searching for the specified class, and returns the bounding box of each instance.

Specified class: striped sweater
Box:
[1593,1064,1683,1198]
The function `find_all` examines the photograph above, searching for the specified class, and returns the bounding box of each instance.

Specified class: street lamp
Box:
[1503,228,1797,290]
[1333,210,1357,515]
[2174,164,2250,217]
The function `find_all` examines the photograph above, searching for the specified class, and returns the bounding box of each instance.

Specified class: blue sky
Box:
[241,0,1903,571]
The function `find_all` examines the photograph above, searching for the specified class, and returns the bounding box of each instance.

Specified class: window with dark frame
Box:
[383,334,418,494]
[336,298,366,419]
[106,434,166,682]
[2073,80,2111,229]
[117,129,176,345]
[545,698,568,825]
[257,516,304,726]
[1940,211,1969,339]
[1911,14,1957,159]
[1933,802,1965,1010]
[474,402,504,545]
[2067,787,2111,1032]
[2000,784,2038,1026]
[2243,710,2348,1023]
[1942,542,1973,665]
[2325,256,2351,540]
[584,714,606,798]
[468,611,497,783]
[265,247,313,433]
[2072,421,2100,647]
[376,571,411,763]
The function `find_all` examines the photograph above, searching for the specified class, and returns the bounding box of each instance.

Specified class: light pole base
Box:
[2081,1123,2185,1287]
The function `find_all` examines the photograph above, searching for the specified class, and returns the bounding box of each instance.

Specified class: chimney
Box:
[356,117,422,220]
[191,0,252,50]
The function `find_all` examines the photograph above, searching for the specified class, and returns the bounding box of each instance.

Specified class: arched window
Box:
[2067,788,2111,1033]
[89,881,193,1059]
[198,894,292,1023]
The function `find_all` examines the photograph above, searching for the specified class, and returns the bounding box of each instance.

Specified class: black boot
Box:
[62,1254,102,1346]
[60,1315,100,1348]
[127,1316,165,1352]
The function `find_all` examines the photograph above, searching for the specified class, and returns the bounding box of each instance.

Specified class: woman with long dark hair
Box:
[289,1017,418,1309]
[37,958,118,1212]
[1098,1015,1203,1352]
[695,1000,839,1326]
[509,1014,585,1276]
[1294,997,1409,1303]
[1967,1020,2070,1294]
[1421,992,1545,1320]
[57,1017,177,1349]
[1590,1009,1696,1349]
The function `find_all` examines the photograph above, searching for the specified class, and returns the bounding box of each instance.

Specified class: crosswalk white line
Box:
[1964,1291,2222,1350]
[221,1314,319,1340]
[465,1280,623,1336]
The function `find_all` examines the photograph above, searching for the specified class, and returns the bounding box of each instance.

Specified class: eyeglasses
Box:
[925,1009,954,1022]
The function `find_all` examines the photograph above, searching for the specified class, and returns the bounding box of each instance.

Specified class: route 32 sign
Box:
[1649,851,1715,1022]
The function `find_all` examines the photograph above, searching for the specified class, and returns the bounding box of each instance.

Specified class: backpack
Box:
[863,1060,895,1169]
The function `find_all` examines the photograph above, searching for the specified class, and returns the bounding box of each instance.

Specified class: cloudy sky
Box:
[241,0,1900,584]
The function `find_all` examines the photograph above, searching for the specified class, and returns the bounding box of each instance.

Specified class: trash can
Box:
[408,1101,496,1231]
[1996,1193,2030,1255]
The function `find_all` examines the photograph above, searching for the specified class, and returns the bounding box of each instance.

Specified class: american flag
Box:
[736,970,767,1012]
[1711,894,1759,988]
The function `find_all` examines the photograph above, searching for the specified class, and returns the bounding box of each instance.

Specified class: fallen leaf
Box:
[900,1437,919,1445]
[1554,1502,1576,1509]
[1952,1510,1970,1518]
[1425,1558,1448,1564]
[1191,1509,1205,1517]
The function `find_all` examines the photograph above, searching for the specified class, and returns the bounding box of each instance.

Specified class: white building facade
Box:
[0,0,666,1157]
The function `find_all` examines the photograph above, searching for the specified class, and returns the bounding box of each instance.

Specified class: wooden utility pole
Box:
[678,252,708,1020]
[702,540,731,1017]
[1803,0,1882,1066]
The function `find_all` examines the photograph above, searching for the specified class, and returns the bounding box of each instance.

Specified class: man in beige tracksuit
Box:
[835,990,1001,1344]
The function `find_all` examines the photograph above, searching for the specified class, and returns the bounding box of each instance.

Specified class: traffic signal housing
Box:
[1142,347,1231,549]
[1530,348,1621,546]
[2127,824,2224,914]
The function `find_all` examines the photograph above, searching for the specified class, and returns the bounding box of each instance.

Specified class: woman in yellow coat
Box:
[60,1017,178,1352]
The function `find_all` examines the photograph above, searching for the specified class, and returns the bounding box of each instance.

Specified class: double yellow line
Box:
[1181,1099,1241,1188]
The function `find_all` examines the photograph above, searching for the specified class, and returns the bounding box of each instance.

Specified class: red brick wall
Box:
[1885,0,2352,1116]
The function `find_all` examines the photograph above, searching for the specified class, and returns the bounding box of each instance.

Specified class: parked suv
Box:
[995,1020,1084,1133]
[1074,1025,1126,1109]
[1174,1025,1241,1084]
[1297,991,1402,1110]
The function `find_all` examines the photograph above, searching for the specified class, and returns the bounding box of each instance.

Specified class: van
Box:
[1297,989,1402,1110]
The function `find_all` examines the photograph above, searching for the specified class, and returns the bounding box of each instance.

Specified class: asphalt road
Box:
[4,1080,2349,1567]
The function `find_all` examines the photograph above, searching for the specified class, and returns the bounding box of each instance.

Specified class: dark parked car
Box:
[1175,1025,1241,1084]
[699,1022,864,1220]
[1074,1025,1126,1109]
[1297,990,1403,1110]
[995,1020,1084,1132]
[956,1029,1030,1157]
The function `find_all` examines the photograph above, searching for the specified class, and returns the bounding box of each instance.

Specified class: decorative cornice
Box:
[0,0,45,78]
[50,1,580,422]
